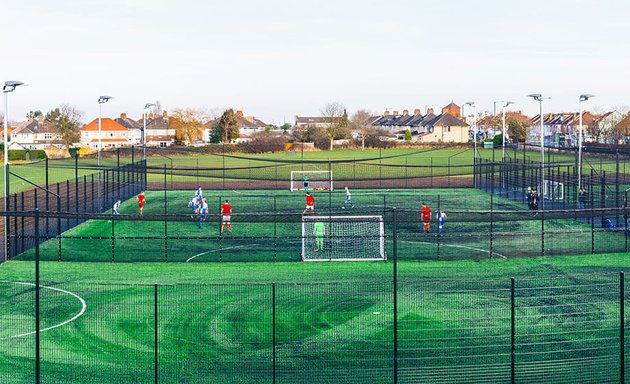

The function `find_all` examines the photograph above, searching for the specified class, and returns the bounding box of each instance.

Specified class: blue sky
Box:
[2,0,629,124]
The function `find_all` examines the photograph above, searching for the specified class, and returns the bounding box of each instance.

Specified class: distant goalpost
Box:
[290,170,333,191]
[542,179,564,200]
[301,216,385,261]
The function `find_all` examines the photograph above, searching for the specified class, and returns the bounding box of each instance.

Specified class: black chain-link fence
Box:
[1,273,628,383]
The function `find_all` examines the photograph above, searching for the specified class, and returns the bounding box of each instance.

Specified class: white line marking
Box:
[400,240,507,259]
[0,281,87,340]
[186,244,257,262]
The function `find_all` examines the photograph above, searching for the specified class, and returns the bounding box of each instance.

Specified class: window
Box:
[159,142,167,148]
[44,133,52,139]
[109,133,114,137]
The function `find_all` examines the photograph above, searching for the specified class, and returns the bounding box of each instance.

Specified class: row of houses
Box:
[8,110,271,151]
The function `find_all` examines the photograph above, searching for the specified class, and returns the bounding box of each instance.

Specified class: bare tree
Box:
[350,109,375,149]
[44,104,84,149]
[169,108,207,144]
[320,102,348,150]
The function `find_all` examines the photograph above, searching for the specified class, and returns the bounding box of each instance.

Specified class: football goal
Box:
[301,215,385,261]
[290,170,333,191]
[542,180,564,200]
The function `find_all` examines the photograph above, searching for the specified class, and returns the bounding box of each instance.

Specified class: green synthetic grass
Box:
[2,182,628,383]
[15,188,624,263]
[1,255,628,383]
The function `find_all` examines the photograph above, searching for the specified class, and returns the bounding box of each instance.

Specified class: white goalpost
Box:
[290,170,333,191]
[301,215,386,261]
[542,179,564,200]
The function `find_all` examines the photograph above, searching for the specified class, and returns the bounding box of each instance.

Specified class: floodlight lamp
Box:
[527,94,543,101]
[98,96,113,104]
[3,81,24,93]
[580,94,595,102]
[464,101,475,107]
[505,101,515,106]
[144,103,156,109]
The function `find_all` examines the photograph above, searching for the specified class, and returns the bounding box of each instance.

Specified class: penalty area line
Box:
[0,281,87,340]
[400,240,507,259]
[186,244,258,262]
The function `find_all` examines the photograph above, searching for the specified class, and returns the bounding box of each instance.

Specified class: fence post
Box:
[272,282,276,384]
[392,207,398,384]
[591,204,595,255]
[490,194,494,257]
[621,272,625,384]
[111,218,115,262]
[164,164,168,262]
[437,195,441,259]
[541,210,545,257]
[273,195,277,262]
[35,208,41,384]
[447,157,451,187]
[57,185,61,261]
[328,160,332,213]
[511,277,516,384]
[154,284,159,384]
[45,157,50,240]
[379,149,382,188]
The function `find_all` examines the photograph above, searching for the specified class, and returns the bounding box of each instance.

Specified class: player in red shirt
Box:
[137,191,145,215]
[303,192,315,215]
[420,202,431,233]
[221,199,232,233]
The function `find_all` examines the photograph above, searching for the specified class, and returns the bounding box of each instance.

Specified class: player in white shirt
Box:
[113,199,121,215]
[342,187,355,209]
[197,198,209,228]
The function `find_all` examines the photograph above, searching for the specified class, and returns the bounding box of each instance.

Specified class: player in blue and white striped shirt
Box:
[436,208,447,233]
[197,198,208,228]
[195,186,203,199]
[113,199,121,215]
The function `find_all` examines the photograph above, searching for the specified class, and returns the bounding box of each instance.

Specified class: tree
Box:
[350,109,374,149]
[320,102,348,150]
[279,123,292,134]
[507,120,527,142]
[169,108,207,144]
[27,110,43,120]
[44,105,83,149]
[404,129,412,142]
[209,109,240,144]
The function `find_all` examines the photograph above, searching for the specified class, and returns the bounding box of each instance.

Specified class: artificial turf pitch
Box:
[1,188,627,383]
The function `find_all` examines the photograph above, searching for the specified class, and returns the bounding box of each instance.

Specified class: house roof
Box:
[82,118,128,132]
[145,116,172,130]
[422,113,468,127]
[13,120,59,135]
[115,115,142,129]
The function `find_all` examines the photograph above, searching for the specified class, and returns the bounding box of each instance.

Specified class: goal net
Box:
[542,180,564,200]
[291,171,333,191]
[301,216,385,261]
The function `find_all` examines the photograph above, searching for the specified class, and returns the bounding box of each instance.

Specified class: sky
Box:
[1,0,629,124]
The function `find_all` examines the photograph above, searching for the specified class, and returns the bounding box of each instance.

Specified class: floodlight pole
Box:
[3,81,24,261]
[463,102,477,158]
[97,96,112,211]
[143,103,156,162]
[578,94,594,198]
[502,102,514,161]
[528,94,550,210]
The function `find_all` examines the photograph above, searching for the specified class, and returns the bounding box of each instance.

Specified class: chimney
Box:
[427,108,434,115]
[384,111,390,116]
[163,111,168,118]
[402,109,409,115]
[236,110,244,118]
[414,109,421,115]
[120,113,127,119]
[393,111,399,116]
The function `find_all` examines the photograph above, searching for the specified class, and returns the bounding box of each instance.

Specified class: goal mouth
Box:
[301,215,386,261]
[290,170,333,192]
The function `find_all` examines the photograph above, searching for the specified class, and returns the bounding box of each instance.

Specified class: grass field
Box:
[4,146,626,196]
[1,174,629,382]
